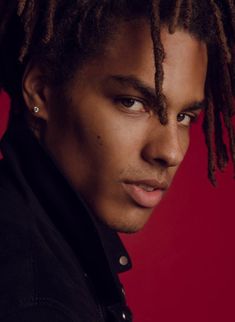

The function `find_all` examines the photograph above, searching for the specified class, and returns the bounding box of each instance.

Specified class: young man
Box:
[0,1,234,321]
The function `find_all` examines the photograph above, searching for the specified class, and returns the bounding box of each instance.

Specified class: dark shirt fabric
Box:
[0,119,133,322]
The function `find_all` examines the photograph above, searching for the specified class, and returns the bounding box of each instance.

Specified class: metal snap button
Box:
[119,255,128,266]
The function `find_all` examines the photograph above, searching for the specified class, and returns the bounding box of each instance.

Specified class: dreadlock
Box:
[150,0,168,124]
[0,0,234,185]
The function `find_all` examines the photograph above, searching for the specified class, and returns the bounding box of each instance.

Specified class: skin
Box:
[23,20,208,233]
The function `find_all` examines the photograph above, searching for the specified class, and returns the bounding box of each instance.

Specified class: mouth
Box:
[122,179,168,209]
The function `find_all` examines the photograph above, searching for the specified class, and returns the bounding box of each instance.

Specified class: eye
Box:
[115,97,146,112]
[177,113,197,126]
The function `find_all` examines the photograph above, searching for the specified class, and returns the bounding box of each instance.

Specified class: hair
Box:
[0,0,234,185]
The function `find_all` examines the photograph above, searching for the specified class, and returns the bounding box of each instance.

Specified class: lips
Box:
[122,179,168,208]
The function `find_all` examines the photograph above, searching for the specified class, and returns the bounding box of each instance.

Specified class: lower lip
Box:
[122,183,164,208]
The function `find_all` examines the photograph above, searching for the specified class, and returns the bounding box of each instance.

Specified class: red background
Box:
[1,92,235,322]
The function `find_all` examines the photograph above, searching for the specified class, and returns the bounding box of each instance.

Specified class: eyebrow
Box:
[107,74,206,112]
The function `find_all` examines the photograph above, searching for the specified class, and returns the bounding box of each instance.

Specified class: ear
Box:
[22,62,51,122]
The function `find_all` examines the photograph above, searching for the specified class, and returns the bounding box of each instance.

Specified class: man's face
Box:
[42,20,207,233]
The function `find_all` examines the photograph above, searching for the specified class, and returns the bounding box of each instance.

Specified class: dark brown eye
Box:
[120,98,136,107]
[118,98,145,112]
[177,113,193,126]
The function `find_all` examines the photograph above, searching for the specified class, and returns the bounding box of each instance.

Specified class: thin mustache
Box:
[122,178,170,190]
[119,166,167,178]
[118,166,171,188]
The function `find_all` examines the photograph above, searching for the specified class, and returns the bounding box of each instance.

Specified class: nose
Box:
[141,122,188,168]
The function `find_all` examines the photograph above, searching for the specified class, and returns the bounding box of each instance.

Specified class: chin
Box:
[114,224,144,234]
[97,206,153,234]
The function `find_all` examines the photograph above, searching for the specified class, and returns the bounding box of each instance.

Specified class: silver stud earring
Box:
[33,106,40,113]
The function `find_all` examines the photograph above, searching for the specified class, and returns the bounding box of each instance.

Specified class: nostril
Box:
[153,158,168,168]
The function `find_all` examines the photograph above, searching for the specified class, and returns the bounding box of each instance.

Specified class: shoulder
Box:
[0,170,37,319]
[0,158,33,256]
[0,161,100,321]
[0,159,32,259]
[0,158,30,222]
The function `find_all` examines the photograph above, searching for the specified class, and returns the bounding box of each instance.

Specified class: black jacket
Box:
[0,119,133,322]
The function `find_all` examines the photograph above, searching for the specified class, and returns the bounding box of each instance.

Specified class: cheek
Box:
[181,129,190,152]
[86,127,141,172]
[71,109,146,168]
[179,127,191,162]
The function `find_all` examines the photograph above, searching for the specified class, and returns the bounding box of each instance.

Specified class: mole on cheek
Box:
[96,135,103,146]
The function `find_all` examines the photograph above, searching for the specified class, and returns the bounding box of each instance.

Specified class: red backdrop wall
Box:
[1,92,235,322]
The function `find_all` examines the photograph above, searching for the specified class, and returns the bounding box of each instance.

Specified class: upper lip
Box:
[123,179,169,191]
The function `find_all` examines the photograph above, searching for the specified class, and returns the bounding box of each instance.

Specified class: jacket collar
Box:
[0,118,132,305]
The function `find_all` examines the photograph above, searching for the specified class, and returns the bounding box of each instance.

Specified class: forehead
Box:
[73,19,207,106]
[80,19,207,76]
